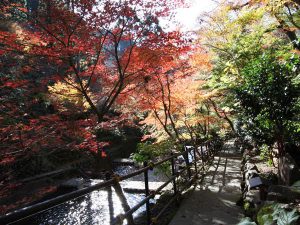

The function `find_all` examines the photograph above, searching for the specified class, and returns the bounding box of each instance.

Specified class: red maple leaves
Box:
[0,0,191,166]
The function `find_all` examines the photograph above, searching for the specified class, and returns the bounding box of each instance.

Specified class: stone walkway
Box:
[169,141,243,225]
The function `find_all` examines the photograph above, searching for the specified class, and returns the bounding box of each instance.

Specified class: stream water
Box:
[10,149,199,225]
[13,166,170,225]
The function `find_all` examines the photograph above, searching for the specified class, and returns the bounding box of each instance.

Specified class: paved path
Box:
[169,141,243,225]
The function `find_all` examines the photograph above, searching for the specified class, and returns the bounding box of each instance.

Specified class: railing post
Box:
[184,147,191,179]
[206,142,211,158]
[200,145,204,163]
[143,162,151,225]
[170,152,177,196]
[193,147,197,175]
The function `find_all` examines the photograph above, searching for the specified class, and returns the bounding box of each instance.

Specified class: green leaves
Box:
[275,208,299,225]
[234,51,300,145]
[257,203,300,225]
[200,0,300,153]
[132,139,176,162]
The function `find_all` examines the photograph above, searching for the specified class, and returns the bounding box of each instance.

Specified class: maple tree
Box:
[0,0,189,155]
[0,0,191,157]
[2,0,188,122]
[127,44,228,155]
[125,44,190,143]
[2,0,299,221]
[0,0,192,222]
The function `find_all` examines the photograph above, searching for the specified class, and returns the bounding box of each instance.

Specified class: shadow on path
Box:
[169,141,243,225]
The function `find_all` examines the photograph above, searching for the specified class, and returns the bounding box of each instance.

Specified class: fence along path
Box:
[169,140,243,225]
[0,143,214,225]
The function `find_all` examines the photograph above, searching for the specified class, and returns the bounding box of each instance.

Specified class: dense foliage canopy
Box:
[1,0,300,202]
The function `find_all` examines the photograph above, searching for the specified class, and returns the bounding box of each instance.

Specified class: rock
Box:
[245,163,259,172]
[253,147,260,155]
[243,189,263,217]
[245,189,261,205]
[244,155,251,163]
[58,178,91,192]
[243,150,250,158]
[245,169,259,180]
[278,153,300,185]
[267,185,300,203]
[113,158,135,166]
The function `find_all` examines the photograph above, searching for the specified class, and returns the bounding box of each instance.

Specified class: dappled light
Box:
[1,0,300,224]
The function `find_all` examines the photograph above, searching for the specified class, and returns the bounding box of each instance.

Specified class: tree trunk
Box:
[277,134,285,184]
[208,99,235,133]
[277,135,285,157]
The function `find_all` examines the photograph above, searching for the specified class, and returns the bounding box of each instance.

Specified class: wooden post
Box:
[200,145,204,163]
[170,152,177,195]
[193,147,197,175]
[143,162,151,225]
[184,146,191,179]
[206,142,211,158]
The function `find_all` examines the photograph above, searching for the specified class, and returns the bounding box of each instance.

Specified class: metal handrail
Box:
[0,143,214,225]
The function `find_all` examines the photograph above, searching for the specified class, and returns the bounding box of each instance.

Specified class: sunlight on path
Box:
[169,140,243,225]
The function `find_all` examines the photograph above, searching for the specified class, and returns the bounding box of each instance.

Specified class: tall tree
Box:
[0,1,188,222]
[1,0,187,123]
[198,0,300,156]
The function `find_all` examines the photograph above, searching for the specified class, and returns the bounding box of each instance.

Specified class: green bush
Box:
[257,203,299,225]
[131,140,178,163]
[259,144,273,166]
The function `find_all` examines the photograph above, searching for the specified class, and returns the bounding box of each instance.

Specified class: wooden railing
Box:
[0,143,216,225]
